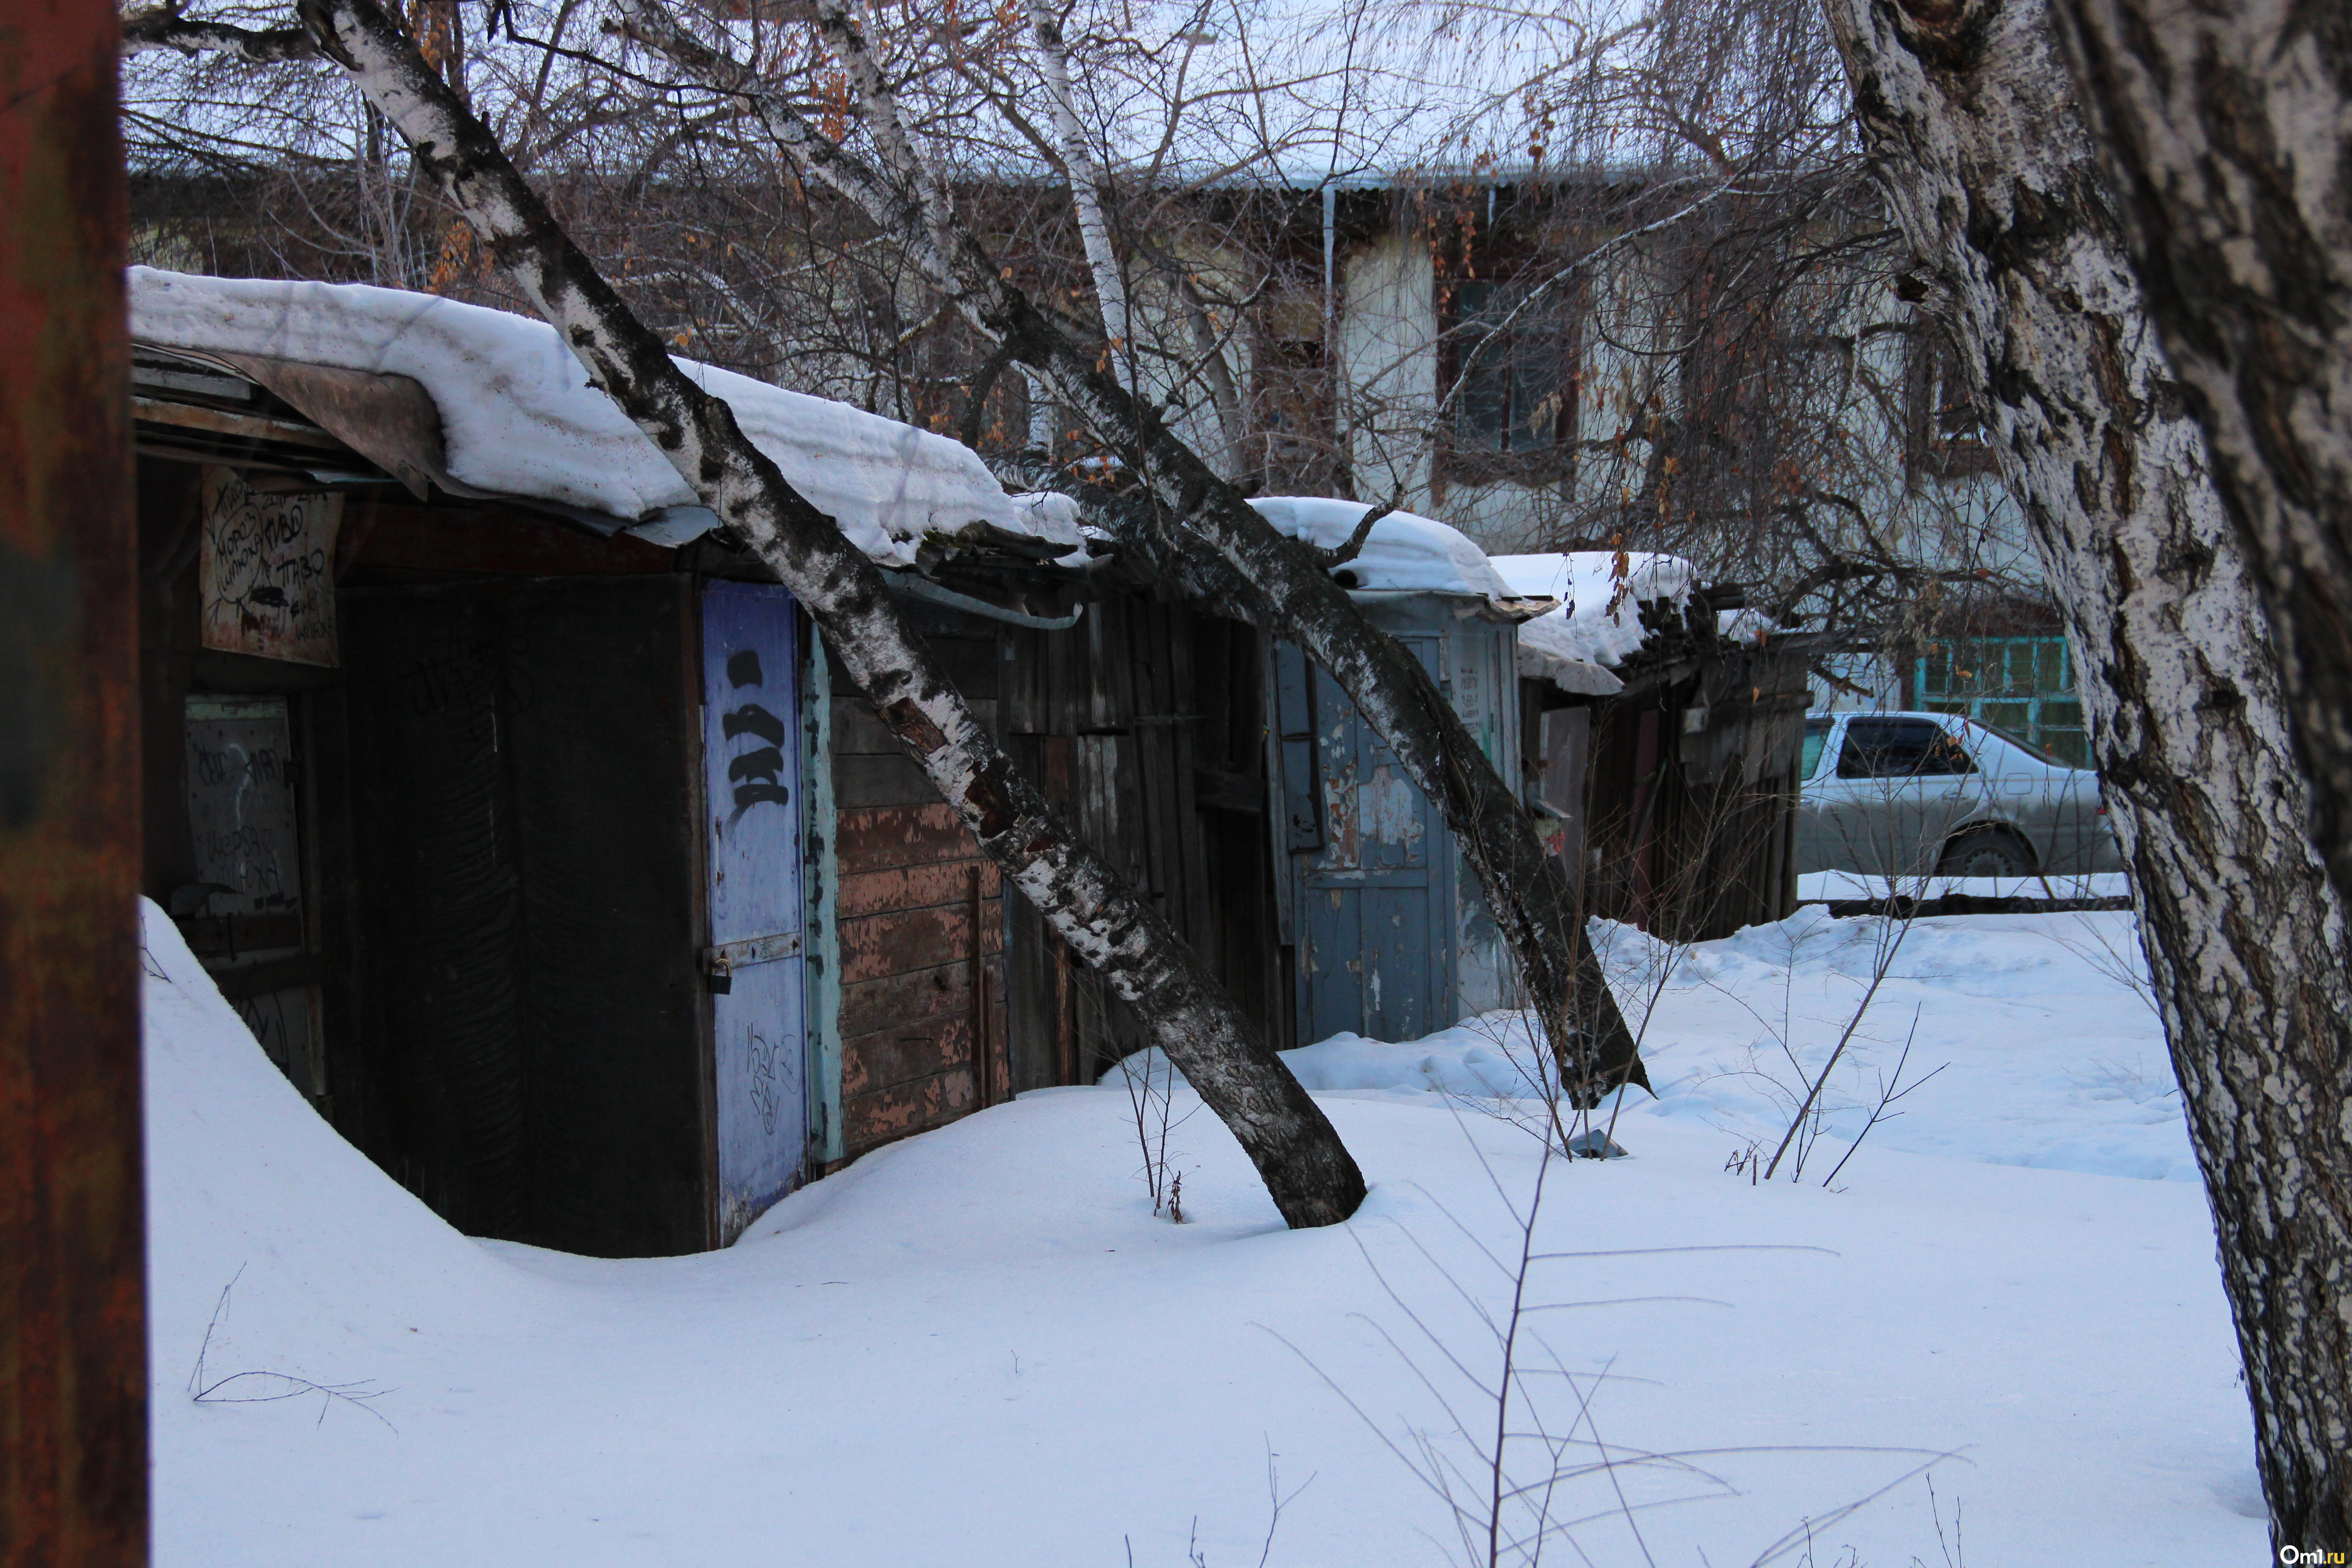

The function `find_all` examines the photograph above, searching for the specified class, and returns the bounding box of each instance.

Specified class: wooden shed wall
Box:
[998,595,1285,1093]
[338,575,710,1256]
[827,612,1008,1161]
[1577,643,1812,943]
[136,448,723,1256]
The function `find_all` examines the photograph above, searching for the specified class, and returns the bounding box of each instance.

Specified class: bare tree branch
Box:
[123,4,317,60]
[612,0,1647,1102]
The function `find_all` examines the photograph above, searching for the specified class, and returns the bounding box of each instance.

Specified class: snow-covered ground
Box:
[143,899,2258,1567]
[1285,904,2189,1183]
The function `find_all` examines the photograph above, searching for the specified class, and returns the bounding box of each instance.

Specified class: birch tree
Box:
[127,0,1371,1230]
[1821,0,2352,1544]
[2047,0,2352,927]
[599,0,1649,1103]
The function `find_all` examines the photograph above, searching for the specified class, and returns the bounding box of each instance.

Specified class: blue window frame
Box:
[1912,636,2087,767]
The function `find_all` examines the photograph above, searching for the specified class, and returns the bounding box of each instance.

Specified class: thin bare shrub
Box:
[188,1266,396,1432]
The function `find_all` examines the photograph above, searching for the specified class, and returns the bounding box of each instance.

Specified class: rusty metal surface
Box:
[0,0,148,1561]
[214,357,448,501]
[130,395,350,453]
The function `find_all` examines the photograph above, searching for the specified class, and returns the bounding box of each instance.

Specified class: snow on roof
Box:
[1243,501,1622,691]
[1249,495,1522,600]
[1489,551,1697,669]
[1716,605,1779,647]
[127,268,1077,567]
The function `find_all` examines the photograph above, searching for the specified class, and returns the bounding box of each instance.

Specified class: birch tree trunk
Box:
[1025,0,1131,385]
[1822,0,2352,1544]
[615,0,1645,1105]
[275,0,1368,1229]
[2046,0,2352,927]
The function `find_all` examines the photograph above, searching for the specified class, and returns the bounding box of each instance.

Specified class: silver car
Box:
[1797,710,2123,878]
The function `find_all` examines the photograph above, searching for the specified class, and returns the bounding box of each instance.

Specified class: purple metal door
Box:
[701,581,808,1243]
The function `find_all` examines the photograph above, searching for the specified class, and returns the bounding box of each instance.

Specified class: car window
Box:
[1967,717,2069,769]
[1802,718,1831,780]
[1835,717,1978,779]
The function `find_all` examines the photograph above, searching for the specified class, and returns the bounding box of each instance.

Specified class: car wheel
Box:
[1938,829,2034,879]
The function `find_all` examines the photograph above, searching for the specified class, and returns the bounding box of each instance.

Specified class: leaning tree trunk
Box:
[278,0,1366,1229]
[615,0,1644,1104]
[1823,0,2352,1546]
[2048,0,2352,929]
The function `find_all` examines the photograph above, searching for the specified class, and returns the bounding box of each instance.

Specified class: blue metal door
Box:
[701,581,807,1243]
[1281,636,1449,1044]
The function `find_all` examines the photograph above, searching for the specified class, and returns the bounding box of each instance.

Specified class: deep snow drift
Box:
[144,900,2258,1566]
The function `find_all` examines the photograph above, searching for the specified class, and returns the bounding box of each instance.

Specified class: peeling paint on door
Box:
[1359,763,1423,850]
[1276,603,1522,1044]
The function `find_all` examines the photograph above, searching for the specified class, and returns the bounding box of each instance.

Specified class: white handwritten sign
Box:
[199,466,343,666]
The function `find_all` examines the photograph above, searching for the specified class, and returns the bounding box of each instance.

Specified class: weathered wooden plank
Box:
[999,731,1066,1096]
[840,898,1004,983]
[835,751,946,810]
[352,502,673,577]
[1044,614,1076,737]
[1199,618,1261,773]
[1192,765,1265,814]
[1004,624,1046,735]
[1085,594,1131,731]
[1169,609,1215,951]
[840,954,1004,1036]
[924,634,1001,701]
[1133,600,1190,940]
[832,693,900,757]
[1136,720,1180,910]
[1114,730,1152,893]
[1041,732,1075,813]
[844,1068,977,1152]
[1076,733,1136,883]
[835,802,979,874]
[839,859,1002,920]
[841,1011,978,1096]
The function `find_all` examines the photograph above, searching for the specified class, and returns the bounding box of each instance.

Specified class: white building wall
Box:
[1327,220,2030,617]
[1339,230,1437,510]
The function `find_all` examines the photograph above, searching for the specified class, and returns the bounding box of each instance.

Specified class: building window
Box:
[1906,327,1996,480]
[1439,276,1577,482]
[1915,635,2087,767]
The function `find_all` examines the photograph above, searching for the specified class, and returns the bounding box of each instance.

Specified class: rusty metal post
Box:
[0,0,148,1563]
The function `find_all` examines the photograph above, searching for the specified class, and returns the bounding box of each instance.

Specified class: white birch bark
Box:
[1025,0,1132,387]
[2048,0,2352,936]
[1823,0,2352,1544]
[122,8,316,59]
[273,0,1370,1228]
